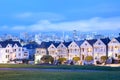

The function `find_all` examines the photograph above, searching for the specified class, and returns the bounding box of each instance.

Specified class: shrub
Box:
[101,56,108,63]
[85,56,93,62]
[41,55,54,64]
[73,57,80,62]
[118,55,120,59]
[58,57,67,64]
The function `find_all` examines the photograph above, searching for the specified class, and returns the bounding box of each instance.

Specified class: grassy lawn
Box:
[0,70,120,80]
[0,64,120,71]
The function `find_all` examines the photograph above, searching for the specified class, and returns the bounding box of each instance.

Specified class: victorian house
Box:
[108,37,120,60]
[34,42,52,64]
[0,40,29,63]
[68,41,84,60]
[57,42,71,59]
[80,39,97,64]
[93,38,110,64]
[48,43,60,60]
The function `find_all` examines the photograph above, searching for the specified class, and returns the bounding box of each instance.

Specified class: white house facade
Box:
[80,39,97,64]
[93,38,110,64]
[108,37,120,60]
[0,40,29,63]
[68,41,80,60]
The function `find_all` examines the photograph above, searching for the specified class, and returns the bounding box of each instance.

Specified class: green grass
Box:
[0,70,119,80]
[0,64,120,71]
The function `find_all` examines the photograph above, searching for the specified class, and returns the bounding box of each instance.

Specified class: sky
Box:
[0,0,120,34]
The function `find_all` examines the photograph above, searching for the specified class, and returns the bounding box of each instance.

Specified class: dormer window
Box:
[112,40,117,43]
[98,42,101,45]
[85,43,87,46]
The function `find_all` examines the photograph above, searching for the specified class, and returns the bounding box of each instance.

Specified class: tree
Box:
[73,57,80,62]
[118,55,120,63]
[85,56,93,62]
[101,56,108,63]
[58,57,67,64]
[118,55,120,60]
[41,55,54,64]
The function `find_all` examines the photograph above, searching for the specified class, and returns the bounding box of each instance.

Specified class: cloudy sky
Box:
[0,0,120,33]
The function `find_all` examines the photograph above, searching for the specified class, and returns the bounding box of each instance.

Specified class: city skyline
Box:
[0,0,120,33]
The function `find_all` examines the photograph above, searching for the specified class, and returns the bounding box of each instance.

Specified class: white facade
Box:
[93,39,107,62]
[108,38,120,60]
[48,44,58,60]
[68,41,80,60]
[57,42,68,59]
[80,40,93,60]
[34,48,47,64]
[0,42,29,63]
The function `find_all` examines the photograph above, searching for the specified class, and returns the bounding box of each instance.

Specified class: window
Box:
[87,48,92,52]
[19,48,21,51]
[98,42,101,45]
[24,54,28,56]
[85,43,87,46]
[6,50,7,53]
[22,49,24,51]
[95,47,97,52]
[51,46,54,48]
[111,46,113,51]
[6,55,8,58]
[19,53,21,56]
[14,49,16,52]
[75,49,77,52]
[112,40,117,43]
[115,53,117,57]
[42,51,45,53]
[37,51,39,53]
[82,48,84,52]
[115,46,118,50]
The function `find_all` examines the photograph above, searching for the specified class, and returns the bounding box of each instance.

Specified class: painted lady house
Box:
[108,37,120,63]
[93,38,110,64]
[0,40,29,63]
[68,41,84,64]
[80,39,97,65]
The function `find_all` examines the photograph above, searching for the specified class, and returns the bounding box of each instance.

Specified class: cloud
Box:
[1,17,120,32]
[14,12,65,22]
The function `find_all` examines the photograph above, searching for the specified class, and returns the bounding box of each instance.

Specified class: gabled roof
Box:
[87,39,97,46]
[53,42,60,48]
[0,40,22,48]
[115,37,120,42]
[100,38,110,45]
[75,40,84,46]
[38,41,53,49]
[63,41,72,47]
[23,42,39,49]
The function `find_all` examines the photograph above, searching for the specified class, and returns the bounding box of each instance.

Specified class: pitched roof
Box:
[115,37,120,42]
[0,40,22,48]
[53,42,60,47]
[23,42,39,49]
[38,42,53,49]
[87,39,97,46]
[63,41,72,47]
[100,38,110,45]
[75,40,84,46]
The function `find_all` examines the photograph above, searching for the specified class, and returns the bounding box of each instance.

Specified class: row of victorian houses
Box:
[35,37,120,65]
[0,36,120,65]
